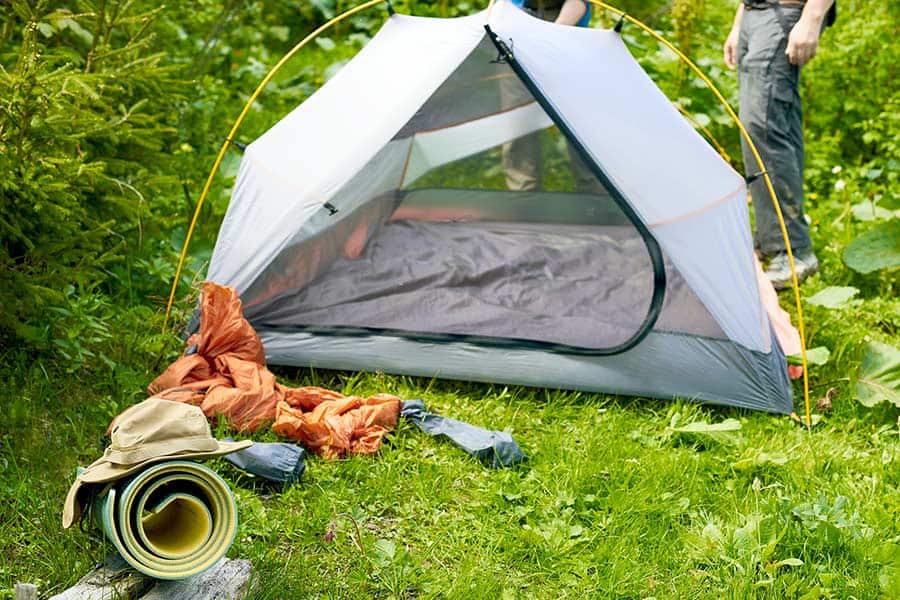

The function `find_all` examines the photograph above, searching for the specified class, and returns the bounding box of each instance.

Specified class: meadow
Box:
[1,1,897,597]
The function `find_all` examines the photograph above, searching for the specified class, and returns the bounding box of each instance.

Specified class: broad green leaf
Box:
[851,200,897,222]
[373,538,396,560]
[732,452,790,470]
[315,37,336,51]
[774,558,804,568]
[855,342,900,408]
[871,543,900,597]
[843,220,900,274]
[672,418,742,433]
[668,417,742,446]
[787,346,830,366]
[806,286,859,309]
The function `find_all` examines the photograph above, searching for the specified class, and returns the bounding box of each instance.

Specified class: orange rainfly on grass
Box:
[274,388,401,459]
[149,282,400,457]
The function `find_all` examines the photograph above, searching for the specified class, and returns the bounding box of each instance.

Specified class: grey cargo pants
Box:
[738,4,812,255]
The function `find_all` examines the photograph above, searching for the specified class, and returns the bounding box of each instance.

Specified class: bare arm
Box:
[723,4,744,70]
[786,0,835,66]
[555,0,587,26]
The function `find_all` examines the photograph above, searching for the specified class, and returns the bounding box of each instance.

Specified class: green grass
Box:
[1,5,898,594]
[2,347,899,598]
[1,160,898,600]
[1,170,899,598]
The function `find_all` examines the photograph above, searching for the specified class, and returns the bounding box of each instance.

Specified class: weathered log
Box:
[49,554,153,600]
[48,555,253,600]
[142,558,254,600]
[14,582,38,600]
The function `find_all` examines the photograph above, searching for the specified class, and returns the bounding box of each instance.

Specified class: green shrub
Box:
[0,1,181,354]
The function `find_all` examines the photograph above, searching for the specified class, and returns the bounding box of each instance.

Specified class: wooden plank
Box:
[141,559,254,600]
[48,555,254,600]
[49,554,153,600]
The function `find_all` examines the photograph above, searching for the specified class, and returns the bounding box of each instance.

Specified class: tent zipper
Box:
[483,24,666,356]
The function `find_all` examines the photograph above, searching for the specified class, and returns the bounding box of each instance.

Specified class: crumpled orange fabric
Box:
[149,282,400,457]
[274,388,400,459]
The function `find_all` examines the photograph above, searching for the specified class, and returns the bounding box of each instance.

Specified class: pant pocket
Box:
[766,75,798,137]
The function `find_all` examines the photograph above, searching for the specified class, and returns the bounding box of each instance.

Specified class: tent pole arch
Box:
[587,0,811,428]
[162,0,388,333]
[164,0,810,426]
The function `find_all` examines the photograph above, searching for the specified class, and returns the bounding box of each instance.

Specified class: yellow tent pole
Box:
[164,0,811,426]
[587,0,812,428]
[671,102,732,163]
[162,0,388,332]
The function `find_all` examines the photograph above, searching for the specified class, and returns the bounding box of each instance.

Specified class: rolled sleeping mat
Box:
[93,460,238,580]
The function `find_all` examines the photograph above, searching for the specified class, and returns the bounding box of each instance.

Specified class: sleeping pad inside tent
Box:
[203,1,794,414]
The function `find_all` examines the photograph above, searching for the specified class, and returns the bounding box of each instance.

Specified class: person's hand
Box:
[786,16,821,66]
[554,0,587,27]
[723,27,739,70]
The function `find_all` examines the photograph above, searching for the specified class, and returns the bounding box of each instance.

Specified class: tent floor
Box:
[253,219,725,350]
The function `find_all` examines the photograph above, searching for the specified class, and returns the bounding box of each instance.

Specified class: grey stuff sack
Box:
[401,400,527,468]
[223,438,306,485]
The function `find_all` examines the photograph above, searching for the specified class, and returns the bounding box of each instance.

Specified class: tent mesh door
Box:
[245,35,689,353]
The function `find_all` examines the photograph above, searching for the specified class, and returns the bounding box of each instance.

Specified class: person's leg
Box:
[502,132,542,191]
[565,142,604,195]
[738,6,812,259]
[500,4,563,192]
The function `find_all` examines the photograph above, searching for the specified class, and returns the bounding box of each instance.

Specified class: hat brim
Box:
[63,439,252,529]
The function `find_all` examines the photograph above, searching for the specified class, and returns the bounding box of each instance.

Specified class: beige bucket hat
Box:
[62,398,252,528]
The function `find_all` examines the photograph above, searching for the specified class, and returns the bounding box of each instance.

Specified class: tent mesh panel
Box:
[243,35,725,351]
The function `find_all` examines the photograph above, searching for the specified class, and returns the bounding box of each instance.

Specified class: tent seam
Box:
[647,183,745,229]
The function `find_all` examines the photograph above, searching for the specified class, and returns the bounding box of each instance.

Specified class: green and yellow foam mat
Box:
[93,460,238,580]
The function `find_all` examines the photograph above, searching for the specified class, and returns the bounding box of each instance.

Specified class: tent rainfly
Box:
[204,1,794,413]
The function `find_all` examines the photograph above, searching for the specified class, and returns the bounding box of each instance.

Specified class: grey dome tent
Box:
[197,1,796,413]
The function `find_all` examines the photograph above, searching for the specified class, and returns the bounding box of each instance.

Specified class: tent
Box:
[201,0,794,414]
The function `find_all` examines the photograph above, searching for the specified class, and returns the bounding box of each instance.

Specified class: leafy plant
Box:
[666,411,743,446]
[869,543,900,598]
[788,346,831,367]
[688,511,786,573]
[855,341,900,408]
[842,220,900,274]
[806,286,860,310]
[791,494,871,547]
[0,1,180,350]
